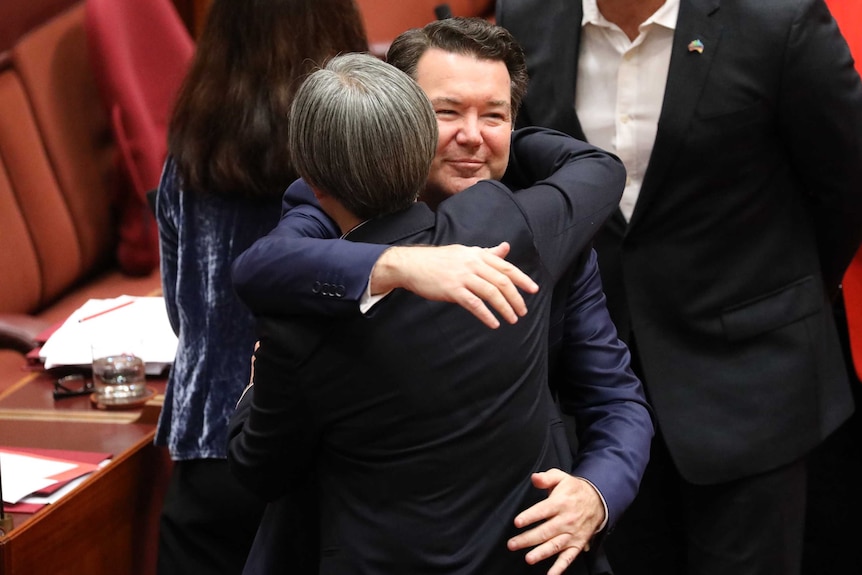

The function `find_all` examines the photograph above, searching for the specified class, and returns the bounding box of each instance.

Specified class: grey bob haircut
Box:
[288,52,439,220]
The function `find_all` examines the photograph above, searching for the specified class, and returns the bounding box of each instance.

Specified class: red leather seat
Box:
[84,0,194,275]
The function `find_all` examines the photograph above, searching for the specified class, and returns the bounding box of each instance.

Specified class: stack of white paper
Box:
[0,450,101,504]
[38,296,178,375]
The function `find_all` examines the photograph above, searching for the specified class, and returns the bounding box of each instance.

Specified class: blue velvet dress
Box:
[154,155,285,573]
[155,155,282,460]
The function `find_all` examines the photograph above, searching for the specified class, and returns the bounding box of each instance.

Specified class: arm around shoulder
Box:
[556,250,654,528]
[227,316,322,500]
[506,128,625,280]
[230,179,389,316]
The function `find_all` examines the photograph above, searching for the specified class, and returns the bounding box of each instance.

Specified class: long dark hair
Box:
[168,0,368,198]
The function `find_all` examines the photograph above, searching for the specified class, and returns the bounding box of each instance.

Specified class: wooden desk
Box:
[0,371,171,575]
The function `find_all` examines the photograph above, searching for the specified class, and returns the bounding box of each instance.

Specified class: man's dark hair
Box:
[386,17,528,122]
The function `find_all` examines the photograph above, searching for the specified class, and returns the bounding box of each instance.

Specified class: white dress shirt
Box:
[576,0,679,221]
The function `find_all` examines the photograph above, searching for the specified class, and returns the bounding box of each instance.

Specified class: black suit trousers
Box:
[604,429,806,575]
[802,300,862,575]
[157,459,266,575]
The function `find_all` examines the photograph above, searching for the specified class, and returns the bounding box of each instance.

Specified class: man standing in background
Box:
[497,0,862,573]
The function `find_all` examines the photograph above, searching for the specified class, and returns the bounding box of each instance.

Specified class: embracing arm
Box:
[507,127,625,281]
[559,250,652,528]
[232,182,539,328]
[233,129,620,323]
[231,179,388,316]
[226,317,321,499]
[508,251,654,574]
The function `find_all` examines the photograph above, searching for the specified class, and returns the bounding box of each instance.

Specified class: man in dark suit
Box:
[231,18,654,573]
[496,0,862,573]
[227,52,626,573]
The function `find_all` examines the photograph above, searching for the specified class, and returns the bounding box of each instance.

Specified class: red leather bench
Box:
[0,0,162,391]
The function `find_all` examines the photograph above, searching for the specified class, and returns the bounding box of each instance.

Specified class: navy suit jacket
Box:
[228,128,626,573]
[232,128,654,531]
[498,0,862,483]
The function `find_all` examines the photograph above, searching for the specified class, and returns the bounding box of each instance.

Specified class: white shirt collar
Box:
[581,0,679,32]
[341,219,370,239]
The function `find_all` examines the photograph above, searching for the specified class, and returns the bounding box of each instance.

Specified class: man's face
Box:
[415,48,513,208]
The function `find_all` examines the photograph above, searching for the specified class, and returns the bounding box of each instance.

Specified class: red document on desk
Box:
[24,320,65,369]
[1,446,111,513]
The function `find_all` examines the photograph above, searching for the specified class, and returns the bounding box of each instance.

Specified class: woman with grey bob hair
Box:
[288,53,438,221]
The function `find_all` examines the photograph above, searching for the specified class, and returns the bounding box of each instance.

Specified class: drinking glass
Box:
[91,341,147,405]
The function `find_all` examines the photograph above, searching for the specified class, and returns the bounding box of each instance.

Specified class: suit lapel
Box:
[345,203,435,245]
[627,0,722,230]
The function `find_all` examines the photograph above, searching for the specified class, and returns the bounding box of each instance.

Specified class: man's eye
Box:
[435,109,456,116]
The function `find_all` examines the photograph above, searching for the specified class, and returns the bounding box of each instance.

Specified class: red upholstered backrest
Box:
[85,0,193,187]
[0,144,43,314]
[0,1,161,324]
[0,67,78,311]
[0,0,79,53]
[84,0,194,275]
[11,4,118,301]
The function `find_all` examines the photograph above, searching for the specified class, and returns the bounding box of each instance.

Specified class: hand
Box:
[508,469,605,575]
[370,242,538,329]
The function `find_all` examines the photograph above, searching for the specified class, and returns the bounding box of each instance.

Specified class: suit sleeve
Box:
[231,179,389,316]
[507,127,625,280]
[227,316,322,499]
[556,249,654,529]
[779,0,862,294]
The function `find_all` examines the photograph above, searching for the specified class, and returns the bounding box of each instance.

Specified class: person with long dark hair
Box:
[154,1,368,573]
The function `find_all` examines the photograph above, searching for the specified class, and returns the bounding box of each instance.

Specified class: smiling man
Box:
[417,48,513,207]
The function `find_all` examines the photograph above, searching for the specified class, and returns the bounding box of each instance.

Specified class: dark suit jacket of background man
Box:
[228,129,625,574]
[498,0,862,485]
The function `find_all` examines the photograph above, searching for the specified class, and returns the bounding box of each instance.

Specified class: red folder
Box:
[1,446,112,513]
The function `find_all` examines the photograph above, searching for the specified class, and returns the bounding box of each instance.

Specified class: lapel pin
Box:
[688,39,704,54]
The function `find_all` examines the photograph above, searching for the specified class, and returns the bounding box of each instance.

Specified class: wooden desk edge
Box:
[1,428,158,540]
